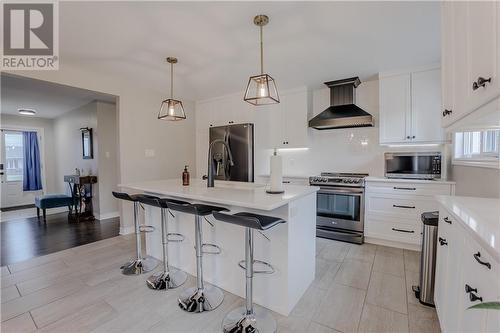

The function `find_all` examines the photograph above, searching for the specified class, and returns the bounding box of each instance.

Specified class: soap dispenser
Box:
[182,165,190,186]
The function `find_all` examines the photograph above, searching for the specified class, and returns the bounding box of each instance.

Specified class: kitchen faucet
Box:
[207,139,234,187]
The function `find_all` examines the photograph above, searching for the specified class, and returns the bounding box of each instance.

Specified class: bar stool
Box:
[212,211,285,333]
[135,194,188,290]
[112,191,158,275]
[167,201,229,313]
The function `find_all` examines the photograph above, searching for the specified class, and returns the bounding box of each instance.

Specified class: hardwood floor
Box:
[1,212,119,266]
[0,236,440,333]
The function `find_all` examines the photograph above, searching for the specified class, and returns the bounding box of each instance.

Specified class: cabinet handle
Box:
[465,284,477,294]
[406,136,411,139]
[442,109,453,117]
[393,187,416,191]
[473,252,491,269]
[469,292,483,303]
[472,77,492,90]
[412,135,416,139]
[439,237,448,246]
[443,217,452,224]
[393,204,415,209]
[392,228,415,233]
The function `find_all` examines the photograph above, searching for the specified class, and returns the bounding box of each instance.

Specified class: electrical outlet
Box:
[145,149,155,158]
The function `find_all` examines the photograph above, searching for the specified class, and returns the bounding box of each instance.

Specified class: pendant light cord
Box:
[260,25,264,75]
[170,62,174,99]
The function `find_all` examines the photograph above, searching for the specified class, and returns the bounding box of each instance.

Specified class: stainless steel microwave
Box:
[384,152,442,180]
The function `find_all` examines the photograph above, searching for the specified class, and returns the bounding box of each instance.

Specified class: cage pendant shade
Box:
[244,14,280,106]
[244,74,279,105]
[158,57,186,121]
[158,98,186,121]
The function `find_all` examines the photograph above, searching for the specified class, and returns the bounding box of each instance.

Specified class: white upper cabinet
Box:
[379,73,410,144]
[411,69,444,143]
[379,67,444,145]
[263,88,309,149]
[441,1,500,127]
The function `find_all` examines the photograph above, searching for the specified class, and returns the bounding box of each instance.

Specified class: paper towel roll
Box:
[270,153,283,192]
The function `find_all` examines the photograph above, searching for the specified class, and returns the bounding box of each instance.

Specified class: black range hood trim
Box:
[309,77,374,130]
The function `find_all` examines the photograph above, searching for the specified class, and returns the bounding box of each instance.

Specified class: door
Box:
[441,1,456,127]
[465,1,500,111]
[411,69,444,143]
[379,73,411,144]
[227,123,254,182]
[316,187,364,232]
[0,130,42,208]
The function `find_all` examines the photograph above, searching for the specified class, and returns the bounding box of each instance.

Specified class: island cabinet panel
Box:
[435,206,500,333]
[379,67,444,145]
[441,1,500,127]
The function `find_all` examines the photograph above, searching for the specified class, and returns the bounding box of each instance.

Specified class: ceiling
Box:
[1,74,116,119]
[57,1,441,101]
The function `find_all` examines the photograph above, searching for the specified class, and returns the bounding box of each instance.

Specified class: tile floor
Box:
[0,235,441,333]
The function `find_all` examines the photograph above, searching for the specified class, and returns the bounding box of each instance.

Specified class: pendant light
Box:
[243,15,280,106]
[158,57,186,121]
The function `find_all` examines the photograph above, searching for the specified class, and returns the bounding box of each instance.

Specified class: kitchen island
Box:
[120,179,318,316]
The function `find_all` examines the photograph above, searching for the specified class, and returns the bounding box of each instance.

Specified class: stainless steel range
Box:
[309,172,368,244]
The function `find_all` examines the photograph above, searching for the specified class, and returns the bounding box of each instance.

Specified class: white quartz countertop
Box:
[436,195,500,261]
[119,179,318,211]
[366,176,456,185]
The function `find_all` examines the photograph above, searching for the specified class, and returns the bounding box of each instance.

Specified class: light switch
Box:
[105,151,110,158]
[145,149,155,158]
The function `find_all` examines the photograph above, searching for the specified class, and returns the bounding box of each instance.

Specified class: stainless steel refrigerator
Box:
[209,123,254,182]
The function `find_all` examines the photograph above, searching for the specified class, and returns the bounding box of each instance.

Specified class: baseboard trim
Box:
[365,236,421,251]
[96,211,119,221]
[119,226,135,235]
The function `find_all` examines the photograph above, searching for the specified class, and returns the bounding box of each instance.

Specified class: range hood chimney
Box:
[308,77,374,130]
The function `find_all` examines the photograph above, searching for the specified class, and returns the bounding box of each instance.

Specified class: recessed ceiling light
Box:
[18,108,36,116]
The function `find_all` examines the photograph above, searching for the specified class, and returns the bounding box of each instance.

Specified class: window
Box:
[4,131,24,181]
[453,129,500,168]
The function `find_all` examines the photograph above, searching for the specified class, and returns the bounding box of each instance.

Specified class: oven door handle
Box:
[318,189,364,196]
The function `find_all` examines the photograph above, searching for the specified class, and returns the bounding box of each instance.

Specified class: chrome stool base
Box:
[178,285,224,313]
[222,306,277,333]
[146,268,187,290]
[120,256,158,275]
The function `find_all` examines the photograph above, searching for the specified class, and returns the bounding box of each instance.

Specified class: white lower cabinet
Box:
[364,179,454,249]
[435,206,500,333]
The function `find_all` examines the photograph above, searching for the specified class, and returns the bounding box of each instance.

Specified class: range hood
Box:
[309,77,374,130]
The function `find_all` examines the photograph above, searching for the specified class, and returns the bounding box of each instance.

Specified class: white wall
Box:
[14,64,197,234]
[0,114,57,194]
[53,101,99,212]
[96,101,119,218]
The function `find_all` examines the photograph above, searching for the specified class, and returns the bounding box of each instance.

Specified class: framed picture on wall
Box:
[81,127,93,159]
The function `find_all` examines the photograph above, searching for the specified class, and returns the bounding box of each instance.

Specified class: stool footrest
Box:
[238,259,275,274]
[167,233,185,242]
[139,225,155,233]
[201,243,221,255]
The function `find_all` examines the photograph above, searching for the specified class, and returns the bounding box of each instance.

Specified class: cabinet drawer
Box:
[366,194,438,220]
[366,182,452,196]
[365,216,422,245]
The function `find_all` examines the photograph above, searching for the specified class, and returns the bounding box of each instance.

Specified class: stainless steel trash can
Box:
[412,211,439,307]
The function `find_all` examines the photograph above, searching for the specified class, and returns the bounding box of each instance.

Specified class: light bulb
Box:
[258,81,267,97]
[168,102,175,116]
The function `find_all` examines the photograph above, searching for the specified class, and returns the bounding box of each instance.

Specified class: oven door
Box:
[316,186,364,233]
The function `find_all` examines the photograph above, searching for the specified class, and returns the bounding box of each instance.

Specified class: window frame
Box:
[452,128,500,169]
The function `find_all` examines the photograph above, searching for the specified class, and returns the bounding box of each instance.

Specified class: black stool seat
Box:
[135,194,162,207]
[157,198,191,209]
[112,191,141,202]
[212,211,285,230]
[168,202,229,216]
